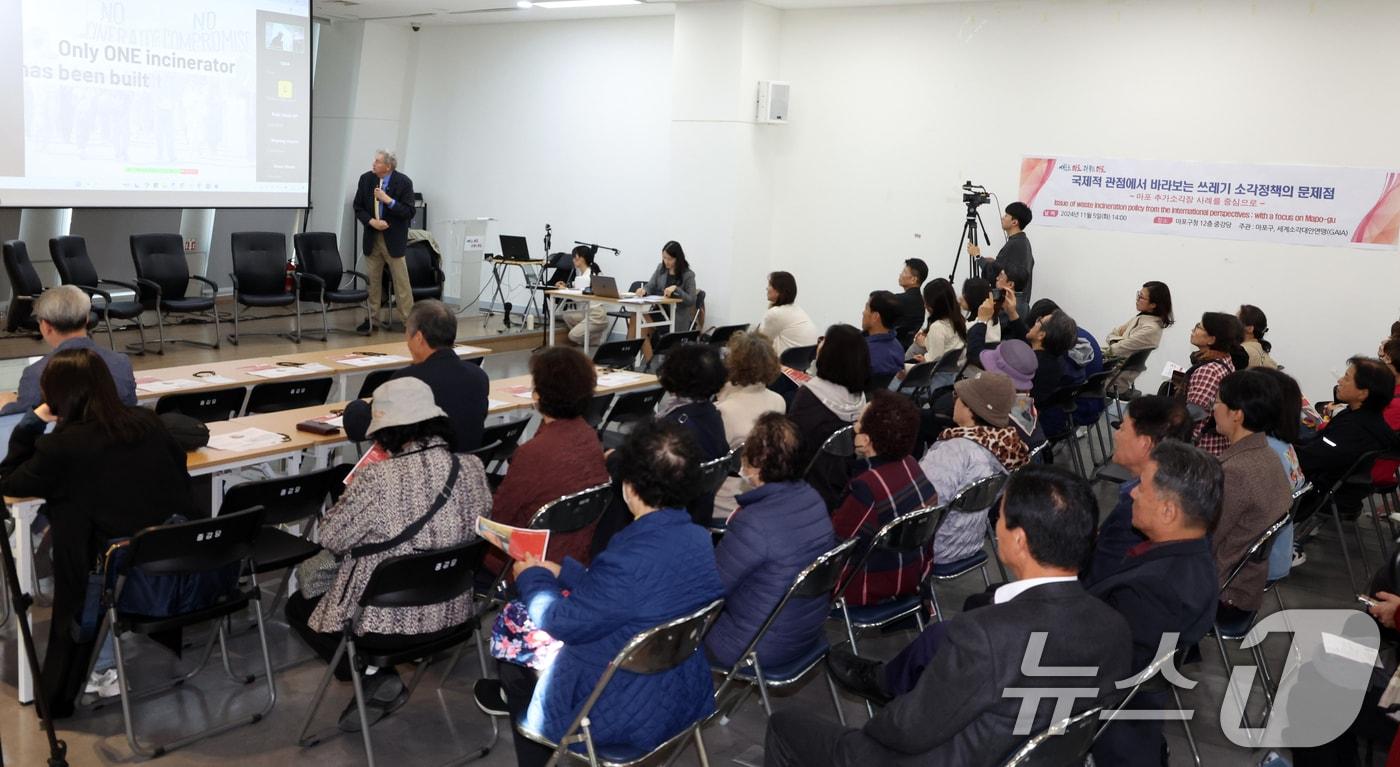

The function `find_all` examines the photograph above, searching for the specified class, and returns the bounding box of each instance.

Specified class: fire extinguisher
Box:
[285,256,296,292]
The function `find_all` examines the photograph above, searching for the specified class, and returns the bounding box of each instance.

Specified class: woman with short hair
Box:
[706,413,836,668]
[832,390,938,607]
[789,324,870,509]
[486,347,610,576]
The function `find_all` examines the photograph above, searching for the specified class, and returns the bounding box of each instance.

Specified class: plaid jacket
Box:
[832,456,938,607]
[1187,356,1235,456]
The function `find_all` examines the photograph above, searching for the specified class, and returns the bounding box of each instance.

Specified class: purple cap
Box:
[979,339,1037,391]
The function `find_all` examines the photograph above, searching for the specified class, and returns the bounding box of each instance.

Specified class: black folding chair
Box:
[584,393,614,430]
[831,505,941,656]
[245,377,334,415]
[998,705,1105,767]
[597,388,665,449]
[803,425,855,478]
[711,539,858,726]
[1296,449,1387,592]
[778,344,817,371]
[644,330,700,372]
[1095,646,1202,767]
[702,324,748,347]
[130,232,221,353]
[470,417,532,483]
[518,598,726,767]
[51,234,148,351]
[688,447,741,527]
[1213,512,1293,729]
[220,464,353,618]
[592,339,643,371]
[927,473,1008,620]
[154,386,248,423]
[356,368,401,400]
[294,232,372,340]
[101,508,275,758]
[297,541,495,767]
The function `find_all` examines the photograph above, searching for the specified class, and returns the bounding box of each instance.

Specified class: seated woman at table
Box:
[633,241,698,361]
[486,347,610,578]
[286,378,489,731]
[477,420,725,767]
[832,390,938,608]
[557,245,609,348]
[0,348,192,718]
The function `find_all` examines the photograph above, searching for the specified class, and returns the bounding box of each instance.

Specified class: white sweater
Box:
[757,304,819,354]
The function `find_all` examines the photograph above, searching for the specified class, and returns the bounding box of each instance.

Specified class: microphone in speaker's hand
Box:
[503,301,513,328]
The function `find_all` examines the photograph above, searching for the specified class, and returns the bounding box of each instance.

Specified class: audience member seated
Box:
[904,277,967,370]
[478,421,725,767]
[790,324,869,510]
[1104,280,1173,392]
[783,465,1132,766]
[1022,308,1080,436]
[918,373,1027,566]
[1181,311,1247,456]
[1083,395,1193,581]
[0,348,190,718]
[832,391,937,607]
[892,258,928,349]
[976,338,1043,447]
[1253,367,1307,577]
[1369,337,1400,489]
[861,290,905,382]
[344,299,490,451]
[756,271,819,355]
[1294,356,1398,537]
[706,413,836,668]
[964,270,1027,359]
[714,332,786,519]
[486,347,610,577]
[657,342,728,461]
[1,285,136,415]
[557,245,609,347]
[1212,370,1292,625]
[634,240,698,360]
[1086,440,1222,767]
[287,378,489,730]
[959,276,993,339]
[1238,303,1279,369]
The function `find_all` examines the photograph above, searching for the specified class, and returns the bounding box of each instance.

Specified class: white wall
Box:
[401,16,674,309]
[768,0,1400,400]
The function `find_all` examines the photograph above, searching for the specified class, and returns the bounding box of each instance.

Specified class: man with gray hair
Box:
[1085,438,1221,767]
[352,149,416,333]
[342,300,488,451]
[0,285,136,414]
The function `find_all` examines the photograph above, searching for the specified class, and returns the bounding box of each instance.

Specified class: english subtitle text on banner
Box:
[1019,155,1400,249]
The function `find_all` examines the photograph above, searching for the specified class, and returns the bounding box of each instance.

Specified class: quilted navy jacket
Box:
[705,481,836,668]
[516,508,725,754]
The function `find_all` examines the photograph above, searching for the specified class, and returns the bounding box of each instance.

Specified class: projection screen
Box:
[0,0,311,207]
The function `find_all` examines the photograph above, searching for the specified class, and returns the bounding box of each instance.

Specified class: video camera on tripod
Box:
[949,180,993,282]
[962,180,991,208]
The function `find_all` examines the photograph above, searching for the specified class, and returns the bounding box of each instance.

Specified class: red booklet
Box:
[476,518,551,562]
[781,365,812,386]
[344,443,390,485]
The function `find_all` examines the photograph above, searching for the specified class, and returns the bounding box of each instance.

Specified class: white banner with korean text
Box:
[1018,156,1400,249]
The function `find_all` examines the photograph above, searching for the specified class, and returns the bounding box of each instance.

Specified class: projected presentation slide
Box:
[0,0,311,208]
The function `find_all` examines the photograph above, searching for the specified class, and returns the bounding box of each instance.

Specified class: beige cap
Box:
[366,377,448,437]
[953,372,1016,428]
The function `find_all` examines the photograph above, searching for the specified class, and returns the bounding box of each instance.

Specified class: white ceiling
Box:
[313,0,982,26]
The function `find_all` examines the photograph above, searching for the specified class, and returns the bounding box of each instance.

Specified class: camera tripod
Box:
[0,510,69,766]
[948,202,992,284]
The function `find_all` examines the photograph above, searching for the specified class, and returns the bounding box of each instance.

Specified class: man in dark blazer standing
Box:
[343,300,489,452]
[765,465,1132,767]
[353,149,416,332]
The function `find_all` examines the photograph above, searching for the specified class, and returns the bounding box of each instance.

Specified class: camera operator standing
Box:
[970,201,1034,319]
